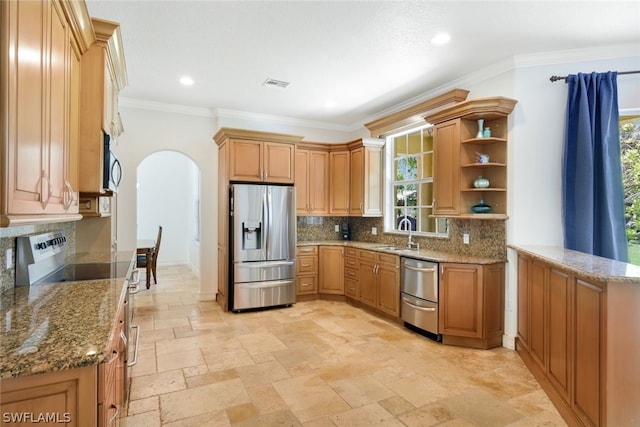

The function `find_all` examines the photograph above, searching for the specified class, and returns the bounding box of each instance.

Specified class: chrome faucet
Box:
[398,217,419,250]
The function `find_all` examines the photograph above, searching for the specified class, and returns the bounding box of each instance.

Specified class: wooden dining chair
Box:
[137,226,162,286]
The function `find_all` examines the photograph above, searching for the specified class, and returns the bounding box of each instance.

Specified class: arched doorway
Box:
[136,150,201,274]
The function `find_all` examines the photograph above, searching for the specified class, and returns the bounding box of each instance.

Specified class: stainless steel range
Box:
[400,257,441,341]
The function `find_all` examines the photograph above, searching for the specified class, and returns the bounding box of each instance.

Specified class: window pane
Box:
[423,131,433,152]
[422,152,433,178]
[394,135,406,156]
[419,182,433,206]
[394,185,406,207]
[418,208,434,233]
[408,131,421,155]
[405,184,417,207]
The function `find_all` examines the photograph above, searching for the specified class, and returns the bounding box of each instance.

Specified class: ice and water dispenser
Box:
[241,221,262,250]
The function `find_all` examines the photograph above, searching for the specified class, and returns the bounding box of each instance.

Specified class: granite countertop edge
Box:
[298,240,505,265]
[508,244,640,284]
[1,251,134,380]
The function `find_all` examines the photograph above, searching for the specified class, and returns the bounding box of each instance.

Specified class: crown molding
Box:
[514,43,640,68]
[214,108,358,133]
[119,97,215,117]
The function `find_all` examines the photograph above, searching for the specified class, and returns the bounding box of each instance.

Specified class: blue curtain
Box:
[562,71,628,262]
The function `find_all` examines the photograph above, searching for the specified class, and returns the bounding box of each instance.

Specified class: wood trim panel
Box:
[365,88,470,136]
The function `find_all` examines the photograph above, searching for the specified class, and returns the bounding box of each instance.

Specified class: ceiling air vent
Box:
[263,78,290,89]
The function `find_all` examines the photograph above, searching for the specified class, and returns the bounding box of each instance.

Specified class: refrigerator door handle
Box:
[263,188,269,254]
[235,260,295,268]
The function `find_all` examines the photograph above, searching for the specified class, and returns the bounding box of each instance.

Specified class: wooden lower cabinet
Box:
[0,366,97,426]
[439,262,504,349]
[515,252,639,427]
[296,246,319,296]
[354,250,400,318]
[319,246,344,294]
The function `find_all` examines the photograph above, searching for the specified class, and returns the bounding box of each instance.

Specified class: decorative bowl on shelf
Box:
[471,199,492,213]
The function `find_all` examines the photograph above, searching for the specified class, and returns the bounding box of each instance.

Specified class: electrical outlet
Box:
[463,233,470,245]
[6,248,13,269]
[335,224,339,233]
[371,227,377,235]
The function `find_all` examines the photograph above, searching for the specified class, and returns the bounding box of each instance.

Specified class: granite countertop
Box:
[0,251,135,379]
[509,244,640,284]
[298,240,504,265]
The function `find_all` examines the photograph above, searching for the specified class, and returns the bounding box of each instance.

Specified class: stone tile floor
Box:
[123,265,567,426]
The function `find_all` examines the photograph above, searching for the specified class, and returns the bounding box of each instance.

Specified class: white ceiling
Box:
[86,1,640,129]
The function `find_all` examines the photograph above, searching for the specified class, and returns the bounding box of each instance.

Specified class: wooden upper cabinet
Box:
[425,97,517,219]
[228,139,294,183]
[432,120,461,216]
[78,18,128,194]
[1,0,93,226]
[329,150,350,215]
[214,129,302,184]
[348,138,384,217]
[295,147,329,215]
[264,141,295,183]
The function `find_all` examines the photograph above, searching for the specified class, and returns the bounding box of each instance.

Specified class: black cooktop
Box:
[35,261,132,284]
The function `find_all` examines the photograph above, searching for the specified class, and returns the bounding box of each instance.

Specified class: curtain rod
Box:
[550,70,640,82]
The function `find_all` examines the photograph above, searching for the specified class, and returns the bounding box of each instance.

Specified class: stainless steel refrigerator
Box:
[229,183,296,311]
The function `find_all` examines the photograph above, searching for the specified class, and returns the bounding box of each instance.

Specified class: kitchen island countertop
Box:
[509,244,640,284]
[0,251,135,379]
[298,240,504,265]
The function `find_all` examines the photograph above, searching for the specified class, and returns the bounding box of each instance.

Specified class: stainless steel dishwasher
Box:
[400,257,440,340]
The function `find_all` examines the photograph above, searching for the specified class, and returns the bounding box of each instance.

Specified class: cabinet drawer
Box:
[345,267,359,280]
[345,256,359,268]
[345,278,359,298]
[297,245,318,256]
[377,253,399,267]
[297,257,318,274]
[296,275,318,295]
[360,250,376,261]
[345,247,359,258]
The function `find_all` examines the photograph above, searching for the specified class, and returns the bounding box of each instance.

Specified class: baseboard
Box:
[198,291,217,301]
[502,334,516,350]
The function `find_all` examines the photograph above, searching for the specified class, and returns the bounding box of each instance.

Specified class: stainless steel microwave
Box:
[103,132,122,192]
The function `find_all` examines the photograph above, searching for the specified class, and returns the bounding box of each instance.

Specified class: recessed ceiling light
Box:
[430,33,451,45]
[179,76,194,86]
[325,100,336,109]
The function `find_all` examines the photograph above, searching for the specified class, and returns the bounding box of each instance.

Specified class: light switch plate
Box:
[463,233,470,244]
[372,227,377,235]
[335,224,339,232]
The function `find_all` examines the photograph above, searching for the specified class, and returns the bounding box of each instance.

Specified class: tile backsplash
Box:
[0,222,76,294]
[297,216,506,260]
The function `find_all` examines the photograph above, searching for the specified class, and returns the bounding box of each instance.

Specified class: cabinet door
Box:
[3,0,46,215]
[529,260,547,371]
[439,263,482,338]
[548,268,571,401]
[362,145,383,216]
[230,139,263,181]
[517,254,530,351]
[309,151,329,214]
[433,119,460,215]
[318,246,344,294]
[359,259,377,308]
[295,150,310,214]
[349,147,364,215]
[330,150,350,215]
[377,263,400,317]
[264,141,295,183]
[573,278,604,427]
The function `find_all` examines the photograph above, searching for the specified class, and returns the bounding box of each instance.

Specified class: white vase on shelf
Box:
[476,119,484,138]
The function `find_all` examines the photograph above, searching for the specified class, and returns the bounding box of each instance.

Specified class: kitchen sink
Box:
[375,245,419,253]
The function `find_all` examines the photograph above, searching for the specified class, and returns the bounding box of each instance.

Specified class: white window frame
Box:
[384,124,448,237]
